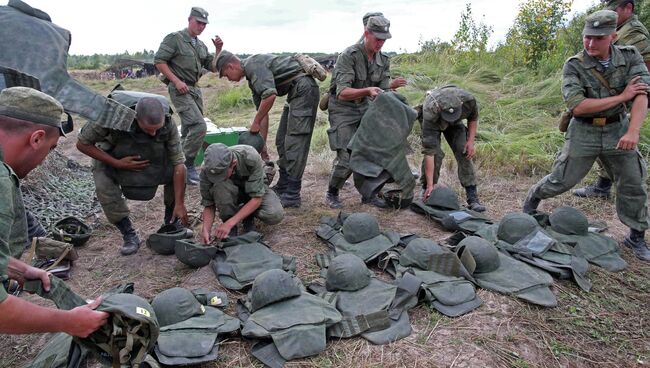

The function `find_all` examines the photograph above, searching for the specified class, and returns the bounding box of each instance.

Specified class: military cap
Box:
[583,10,618,36]
[435,90,463,122]
[215,50,235,78]
[0,86,66,136]
[602,0,634,10]
[203,143,233,181]
[362,12,384,26]
[366,15,392,40]
[190,6,209,23]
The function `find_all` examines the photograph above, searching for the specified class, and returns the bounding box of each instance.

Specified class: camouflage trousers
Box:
[326,96,369,190]
[530,119,649,231]
[420,123,476,189]
[92,161,174,224]
[211,181,284,225]
[168,84,207,160]
[276,76,319,179]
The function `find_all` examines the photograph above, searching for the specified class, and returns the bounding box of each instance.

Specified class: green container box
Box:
[190,124,247,165]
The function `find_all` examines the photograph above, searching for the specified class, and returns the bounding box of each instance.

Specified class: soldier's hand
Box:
[366,87,383,98]
[201,228,211,244]
[214,222,234,241]
[424,185,434,199]
[390,77,407,90]
[172,204,189,226]
[19,265,51,291]
[117,155,150,171]
[66,298,109,338]
[622,76,648,101]
[617,131,640,150]
[463,141,476,159]
[212,35,224,53]
[174,80,190,94]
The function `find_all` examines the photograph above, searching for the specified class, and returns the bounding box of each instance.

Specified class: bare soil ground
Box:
[1,77,649,368]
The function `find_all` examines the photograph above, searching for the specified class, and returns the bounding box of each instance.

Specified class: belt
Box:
[179,78,196,87]
[577,114,621,126]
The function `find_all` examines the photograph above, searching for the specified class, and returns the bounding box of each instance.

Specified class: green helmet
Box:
[497,213,538,244]
[424,186,460,210]
[341,213,380,243]
[174,239,218,268]
[325,254,371,291]
[458,236,500,273]
[400,238,446,270]
[51,216,92,247]
[238,131,265,153]
[250,269,302,312]
[147,224,194,255]
[151,287,205,327]
[549,206,589,236]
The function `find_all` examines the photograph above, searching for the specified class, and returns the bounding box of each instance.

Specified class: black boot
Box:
[115,217,140,256]
[325,186,343,209]
[185,158,199,185]
[271,167,289,195]
[573,176,612,198]
[523,187,541,214]
[362,194,389,208]
[242,215,256,234]
[280,176,302,208]
[624,229,650,262]
[465,185,486,212]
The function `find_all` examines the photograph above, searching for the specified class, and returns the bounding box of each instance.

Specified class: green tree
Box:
[452,3,493,54]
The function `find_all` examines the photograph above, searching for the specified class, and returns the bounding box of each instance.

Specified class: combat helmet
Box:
[458,236,500,273]
[341,213,380,244]
[549,206,589,236]
[51,216,92,247]
[399,238,446,270]
[174,239,218,268]
[238,131,264,153]
[424,186,461,210]
[147,224,193,255]
[325,254,371,291]
[250,269,302,312]
[151,287,205,327]
[497,212,539,244]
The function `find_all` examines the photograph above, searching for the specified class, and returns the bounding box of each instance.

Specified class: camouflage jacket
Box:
[329,42,391,101]
[200,145,267,207]
[615,15,650,62]
[154,28,214,85]
[421,86,479,156]
[242,54,304,108]
[0,147,27,303]
[562,46,650,118]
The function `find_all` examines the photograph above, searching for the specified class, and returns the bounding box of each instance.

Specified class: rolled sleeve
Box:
[467,99,479,122]
[154,34,177,64]
[420,118,440,156]
[77,123,110,146]
[199,171,215,207]
[165,123,185,165]
[334,52,356,97]
[562,61,587,111]
[246,66,278,103]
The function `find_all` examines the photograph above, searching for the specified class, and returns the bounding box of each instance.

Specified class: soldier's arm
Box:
[334,51,383,101]
[155,34,189,94]
[215,197,262,240]
[199,172,216,243]
[245,63,277,135]
[250,95,275,134]
[384,57,407,90]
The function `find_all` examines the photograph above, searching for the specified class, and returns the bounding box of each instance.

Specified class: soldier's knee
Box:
[260,208,284,225]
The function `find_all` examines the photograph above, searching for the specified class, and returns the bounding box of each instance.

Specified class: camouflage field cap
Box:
[341,213,381,243]
[362,12,384,26]
[215,50,235,78]
[549,206,589,236]
[583,10,618,36]
[400,238,446,270]
[366,15,392,40]
[424,186,461,210]
[435,89,463,123]
[326,254,371,291]
[602,0,633,10]
[238,131,264,153]
[0,86,66,136]
[204,143,233,181]
[190,6,209,23]
[250,269,302,312]
[497,212,539,244]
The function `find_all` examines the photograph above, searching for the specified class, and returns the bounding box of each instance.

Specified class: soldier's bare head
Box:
[135,97,165,136]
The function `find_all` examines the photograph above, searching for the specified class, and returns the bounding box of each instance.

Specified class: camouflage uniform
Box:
[242,54,319,179]
[326,42,391,190]
[0,147,27,303]
[529,45,650,231]
[77,119,184,224]
[154,29,214,160]
[420,86,479,188]
[200,145,283,225]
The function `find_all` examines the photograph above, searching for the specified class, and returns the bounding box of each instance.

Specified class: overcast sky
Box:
[18,0,597,55]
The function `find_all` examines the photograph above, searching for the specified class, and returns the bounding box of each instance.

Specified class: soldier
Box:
[419,86,486,212]
[325,13,408,208]
[0,87,108,336]
[154,7,223,185]
[200,143,284,242]
[523,10,650,262]
[214,49,320,208]
[76,96,189,256]
[574,0,650,199]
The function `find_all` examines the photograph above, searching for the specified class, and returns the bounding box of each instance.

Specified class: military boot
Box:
[280,176,302,208]
[185,158,199,185]
[522,187,541,214]
[326,187,343,209]
[362,194,389,209]
[624,229,650,262]
[271,167,289,195]
[115,217,141,256]
[465,185,486,212]
[242,215,256,234]
[573,177,612,198]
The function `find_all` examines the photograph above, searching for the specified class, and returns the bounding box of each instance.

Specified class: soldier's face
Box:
[20,129,59,178]
[364,31,386,53]
[137,119,164,136]
[188,17,207,37]
[223,63,245,82]
[583,34,615,59]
